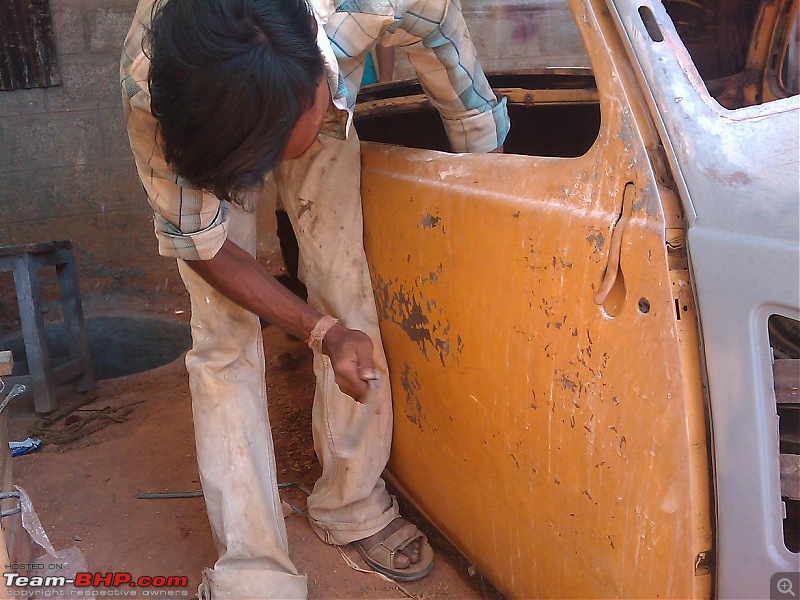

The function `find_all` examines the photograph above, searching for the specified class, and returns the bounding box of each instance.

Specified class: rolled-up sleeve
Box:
[142,169,230,261]
[400,0,510,152]
[122,53,230,261]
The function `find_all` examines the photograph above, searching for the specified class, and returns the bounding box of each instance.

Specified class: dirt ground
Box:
[2,290,502,600]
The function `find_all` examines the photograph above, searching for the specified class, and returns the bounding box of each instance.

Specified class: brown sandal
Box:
[355,518,435,582]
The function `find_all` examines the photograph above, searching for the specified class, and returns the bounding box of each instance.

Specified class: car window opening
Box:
[355,72,601,157]
[664,0,799,108]
[769,314,800,554]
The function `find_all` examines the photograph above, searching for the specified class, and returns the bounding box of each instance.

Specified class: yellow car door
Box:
[358,1,712,598]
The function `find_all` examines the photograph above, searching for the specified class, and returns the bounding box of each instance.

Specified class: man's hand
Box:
[186,240,382,402]
[322,324,378,402]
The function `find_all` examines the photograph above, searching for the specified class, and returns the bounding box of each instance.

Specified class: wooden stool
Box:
[0,241,94,413]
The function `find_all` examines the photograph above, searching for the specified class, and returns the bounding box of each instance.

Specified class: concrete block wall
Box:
[0,0,586,322]
[394,0,589,79]
[0,0,282,320]
[0,0,168,302]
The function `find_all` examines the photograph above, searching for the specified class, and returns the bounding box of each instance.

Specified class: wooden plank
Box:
[12,255,57,413]
[52,358,91,387]
[780,454,800,500]
[55,252,94,392]
[0,240,70,259]
[775,359,800,404]
[0,0,60,90]
[0,352,12,377]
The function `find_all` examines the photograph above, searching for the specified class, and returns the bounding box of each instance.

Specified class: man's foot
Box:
[354,517,435,582]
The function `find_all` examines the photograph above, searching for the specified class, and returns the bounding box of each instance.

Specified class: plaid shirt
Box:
[121,0,510,260]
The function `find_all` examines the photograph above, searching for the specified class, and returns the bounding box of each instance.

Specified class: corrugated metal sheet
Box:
[0,0,60,90]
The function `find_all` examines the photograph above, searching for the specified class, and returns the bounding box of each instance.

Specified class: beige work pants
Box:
[183,129,398,600]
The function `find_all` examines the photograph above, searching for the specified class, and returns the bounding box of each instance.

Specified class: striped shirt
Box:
[121,0,510,260]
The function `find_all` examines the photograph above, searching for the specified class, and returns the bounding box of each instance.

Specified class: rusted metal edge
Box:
[0,351,12,377]
[355,87,600,119]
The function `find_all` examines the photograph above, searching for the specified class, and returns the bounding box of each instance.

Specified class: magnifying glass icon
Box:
[778,578,797,597]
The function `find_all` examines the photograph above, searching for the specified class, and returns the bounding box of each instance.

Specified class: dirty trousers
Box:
[179,130,399,599]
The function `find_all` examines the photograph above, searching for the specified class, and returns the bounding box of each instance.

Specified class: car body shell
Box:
[354,0,800,597]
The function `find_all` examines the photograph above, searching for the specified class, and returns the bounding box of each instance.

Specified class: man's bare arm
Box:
[186,239,377,400]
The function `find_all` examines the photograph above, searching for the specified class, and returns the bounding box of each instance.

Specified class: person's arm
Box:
[375,45,395,83]
[186,240,377,400]
[400,0,510,153]
[124,75,376,400]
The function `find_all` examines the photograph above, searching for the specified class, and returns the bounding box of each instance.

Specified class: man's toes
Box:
[354,518,434,581]
[399,542,420,565]
[394,552,411,568]
[410,543,420,562]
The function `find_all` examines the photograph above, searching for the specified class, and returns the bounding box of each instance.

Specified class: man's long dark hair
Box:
[146,0,325,203]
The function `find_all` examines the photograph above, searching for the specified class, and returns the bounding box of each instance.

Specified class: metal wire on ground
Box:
[30,393,143,445]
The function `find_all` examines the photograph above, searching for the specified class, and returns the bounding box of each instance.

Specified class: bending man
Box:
[121,0,509,596]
